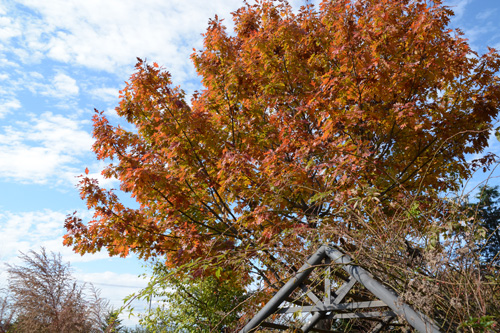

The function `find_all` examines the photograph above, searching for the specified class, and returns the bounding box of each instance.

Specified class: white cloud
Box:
[3,0,240,81]
[90,87,119,103]
[37,72,80,99]
[28,71,43,80]
[0,210,75,262]
[0,98,21,117]
[0,52,18,67]
[27,112,89,150]
[0,16,21,41]
[53,72,79,96]
[0,112,93,185]
[0,209,121,272]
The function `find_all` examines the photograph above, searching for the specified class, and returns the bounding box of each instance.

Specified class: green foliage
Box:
[136,263,247,332]
[102,310,123,333]
[470,185,500,264]
[459,315,498,332]
[121,326,151,333]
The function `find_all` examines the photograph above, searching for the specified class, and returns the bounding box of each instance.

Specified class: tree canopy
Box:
[64,0,500,325]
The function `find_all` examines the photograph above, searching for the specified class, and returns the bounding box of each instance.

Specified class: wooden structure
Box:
[241,245,440,332]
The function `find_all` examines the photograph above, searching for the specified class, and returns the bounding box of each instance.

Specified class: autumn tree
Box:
[64,0,500,325]
[5,248,109,333]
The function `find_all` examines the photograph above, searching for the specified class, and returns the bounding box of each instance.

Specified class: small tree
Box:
[6,248,109,333]
[471,185,500,264]
[137,263,246,332]
[101,310,123,333]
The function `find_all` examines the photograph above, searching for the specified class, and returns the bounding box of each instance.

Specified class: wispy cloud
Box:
[21,71,81,108]
[3,0,240,81]
[0,209,102,262]
[89,87,119,104]
[445,0,472,22]
[476,8,498,21]
[0,112,93,185]
[0,98,21,118]
[40,72,80,98]
[0,15,21,41]
[0,72,22,118]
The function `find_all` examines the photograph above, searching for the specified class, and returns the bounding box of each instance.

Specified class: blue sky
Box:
[1,0,500,326]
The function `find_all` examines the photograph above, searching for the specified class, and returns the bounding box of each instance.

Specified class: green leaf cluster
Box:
[136,263,247,332]
[469,185,500,264]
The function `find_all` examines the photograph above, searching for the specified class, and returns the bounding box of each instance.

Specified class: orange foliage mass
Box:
[64,0,500,279]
